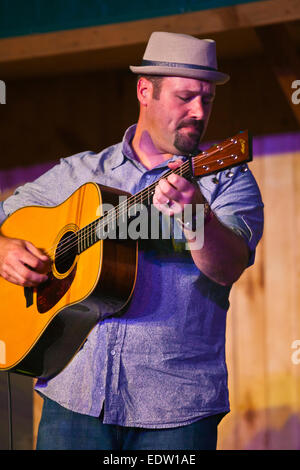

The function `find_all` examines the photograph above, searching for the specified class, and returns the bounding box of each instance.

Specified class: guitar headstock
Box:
[193,130,252,178]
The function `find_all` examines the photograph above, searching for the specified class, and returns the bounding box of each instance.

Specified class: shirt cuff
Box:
[216,213,256,267]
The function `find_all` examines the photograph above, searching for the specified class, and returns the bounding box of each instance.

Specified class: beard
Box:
[173,119,205,155]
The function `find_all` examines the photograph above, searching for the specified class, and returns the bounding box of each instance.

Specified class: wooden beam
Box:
[255,23,300,126]
[0,0,299,69]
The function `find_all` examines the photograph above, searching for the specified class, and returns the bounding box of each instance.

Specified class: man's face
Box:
[145,76,215,156]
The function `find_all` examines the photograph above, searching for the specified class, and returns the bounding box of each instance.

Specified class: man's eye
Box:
[178,95,214,104]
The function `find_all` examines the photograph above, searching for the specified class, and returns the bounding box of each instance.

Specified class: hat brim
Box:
[129,65,229,85]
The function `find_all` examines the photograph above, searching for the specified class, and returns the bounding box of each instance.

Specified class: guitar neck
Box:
[76,163,191,254]
[76,129,251,254]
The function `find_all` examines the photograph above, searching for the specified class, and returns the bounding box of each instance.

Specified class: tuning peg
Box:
[240,165,248,173]
[226,170,234,178]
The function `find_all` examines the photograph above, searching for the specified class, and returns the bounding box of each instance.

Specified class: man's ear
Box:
[137,77,152,106]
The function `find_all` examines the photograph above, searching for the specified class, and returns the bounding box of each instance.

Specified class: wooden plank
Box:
[291,145,300,448]
[219,274,239,449]
[0,373,33,450]
[262,152,300,449]
[218,157,268,450]
[219,148,300,450]
[255,23,300,127]
[0,0,299,68]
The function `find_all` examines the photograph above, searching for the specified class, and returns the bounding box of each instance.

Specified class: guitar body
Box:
[0,182,137,379]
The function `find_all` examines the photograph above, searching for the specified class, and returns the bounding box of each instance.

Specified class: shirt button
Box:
[111,349,116,356]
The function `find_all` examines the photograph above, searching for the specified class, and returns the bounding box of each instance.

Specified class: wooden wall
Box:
[218,147,300,450]
[0,54,298,172]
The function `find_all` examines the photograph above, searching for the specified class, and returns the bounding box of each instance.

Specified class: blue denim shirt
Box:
[0,125,264,428]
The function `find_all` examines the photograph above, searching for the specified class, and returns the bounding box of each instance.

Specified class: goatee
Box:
[174,120,205,155]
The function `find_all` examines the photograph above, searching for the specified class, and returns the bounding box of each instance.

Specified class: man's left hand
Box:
[153,158,205,216]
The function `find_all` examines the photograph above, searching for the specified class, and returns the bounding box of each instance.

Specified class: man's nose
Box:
[189,96,205,120]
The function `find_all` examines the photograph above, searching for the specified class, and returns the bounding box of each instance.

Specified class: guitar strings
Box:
[43,154,197,260]
[44,163,183,262]
[45,142,239,264]
[46,146,239,265]
[47,147,239,266]
[44,152,212,262]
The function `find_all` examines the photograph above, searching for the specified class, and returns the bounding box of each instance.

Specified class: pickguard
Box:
[36,265,77,313]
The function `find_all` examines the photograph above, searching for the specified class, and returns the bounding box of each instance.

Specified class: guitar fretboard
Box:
[76,160,193,254]
[57,129,250,259]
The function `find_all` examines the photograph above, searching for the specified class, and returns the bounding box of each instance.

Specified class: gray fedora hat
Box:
[130,32,229,85]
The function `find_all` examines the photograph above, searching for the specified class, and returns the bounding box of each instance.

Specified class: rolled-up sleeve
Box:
[210,164,264,267]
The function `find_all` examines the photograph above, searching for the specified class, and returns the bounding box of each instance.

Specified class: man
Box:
[0,32,263,450]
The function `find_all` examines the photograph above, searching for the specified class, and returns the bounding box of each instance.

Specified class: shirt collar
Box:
[112,123,188,171]
[122,124,138,161]
[110,124,138,170]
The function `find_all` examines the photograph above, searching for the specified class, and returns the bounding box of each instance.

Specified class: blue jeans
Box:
[36,396,224,450]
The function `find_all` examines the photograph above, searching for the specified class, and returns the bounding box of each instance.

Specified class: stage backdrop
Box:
[0,131,300,450]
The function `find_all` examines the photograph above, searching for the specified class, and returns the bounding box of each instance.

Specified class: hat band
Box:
[141,59,218,72]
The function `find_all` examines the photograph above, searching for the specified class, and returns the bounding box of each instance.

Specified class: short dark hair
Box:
[136,74,165,100]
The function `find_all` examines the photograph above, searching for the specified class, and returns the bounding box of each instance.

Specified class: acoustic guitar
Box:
[0,130,251,380]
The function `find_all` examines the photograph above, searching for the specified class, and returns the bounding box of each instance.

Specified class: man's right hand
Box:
[0,235,50,287]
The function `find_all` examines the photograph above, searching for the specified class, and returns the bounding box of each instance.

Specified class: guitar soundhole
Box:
[54,230,78,275]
